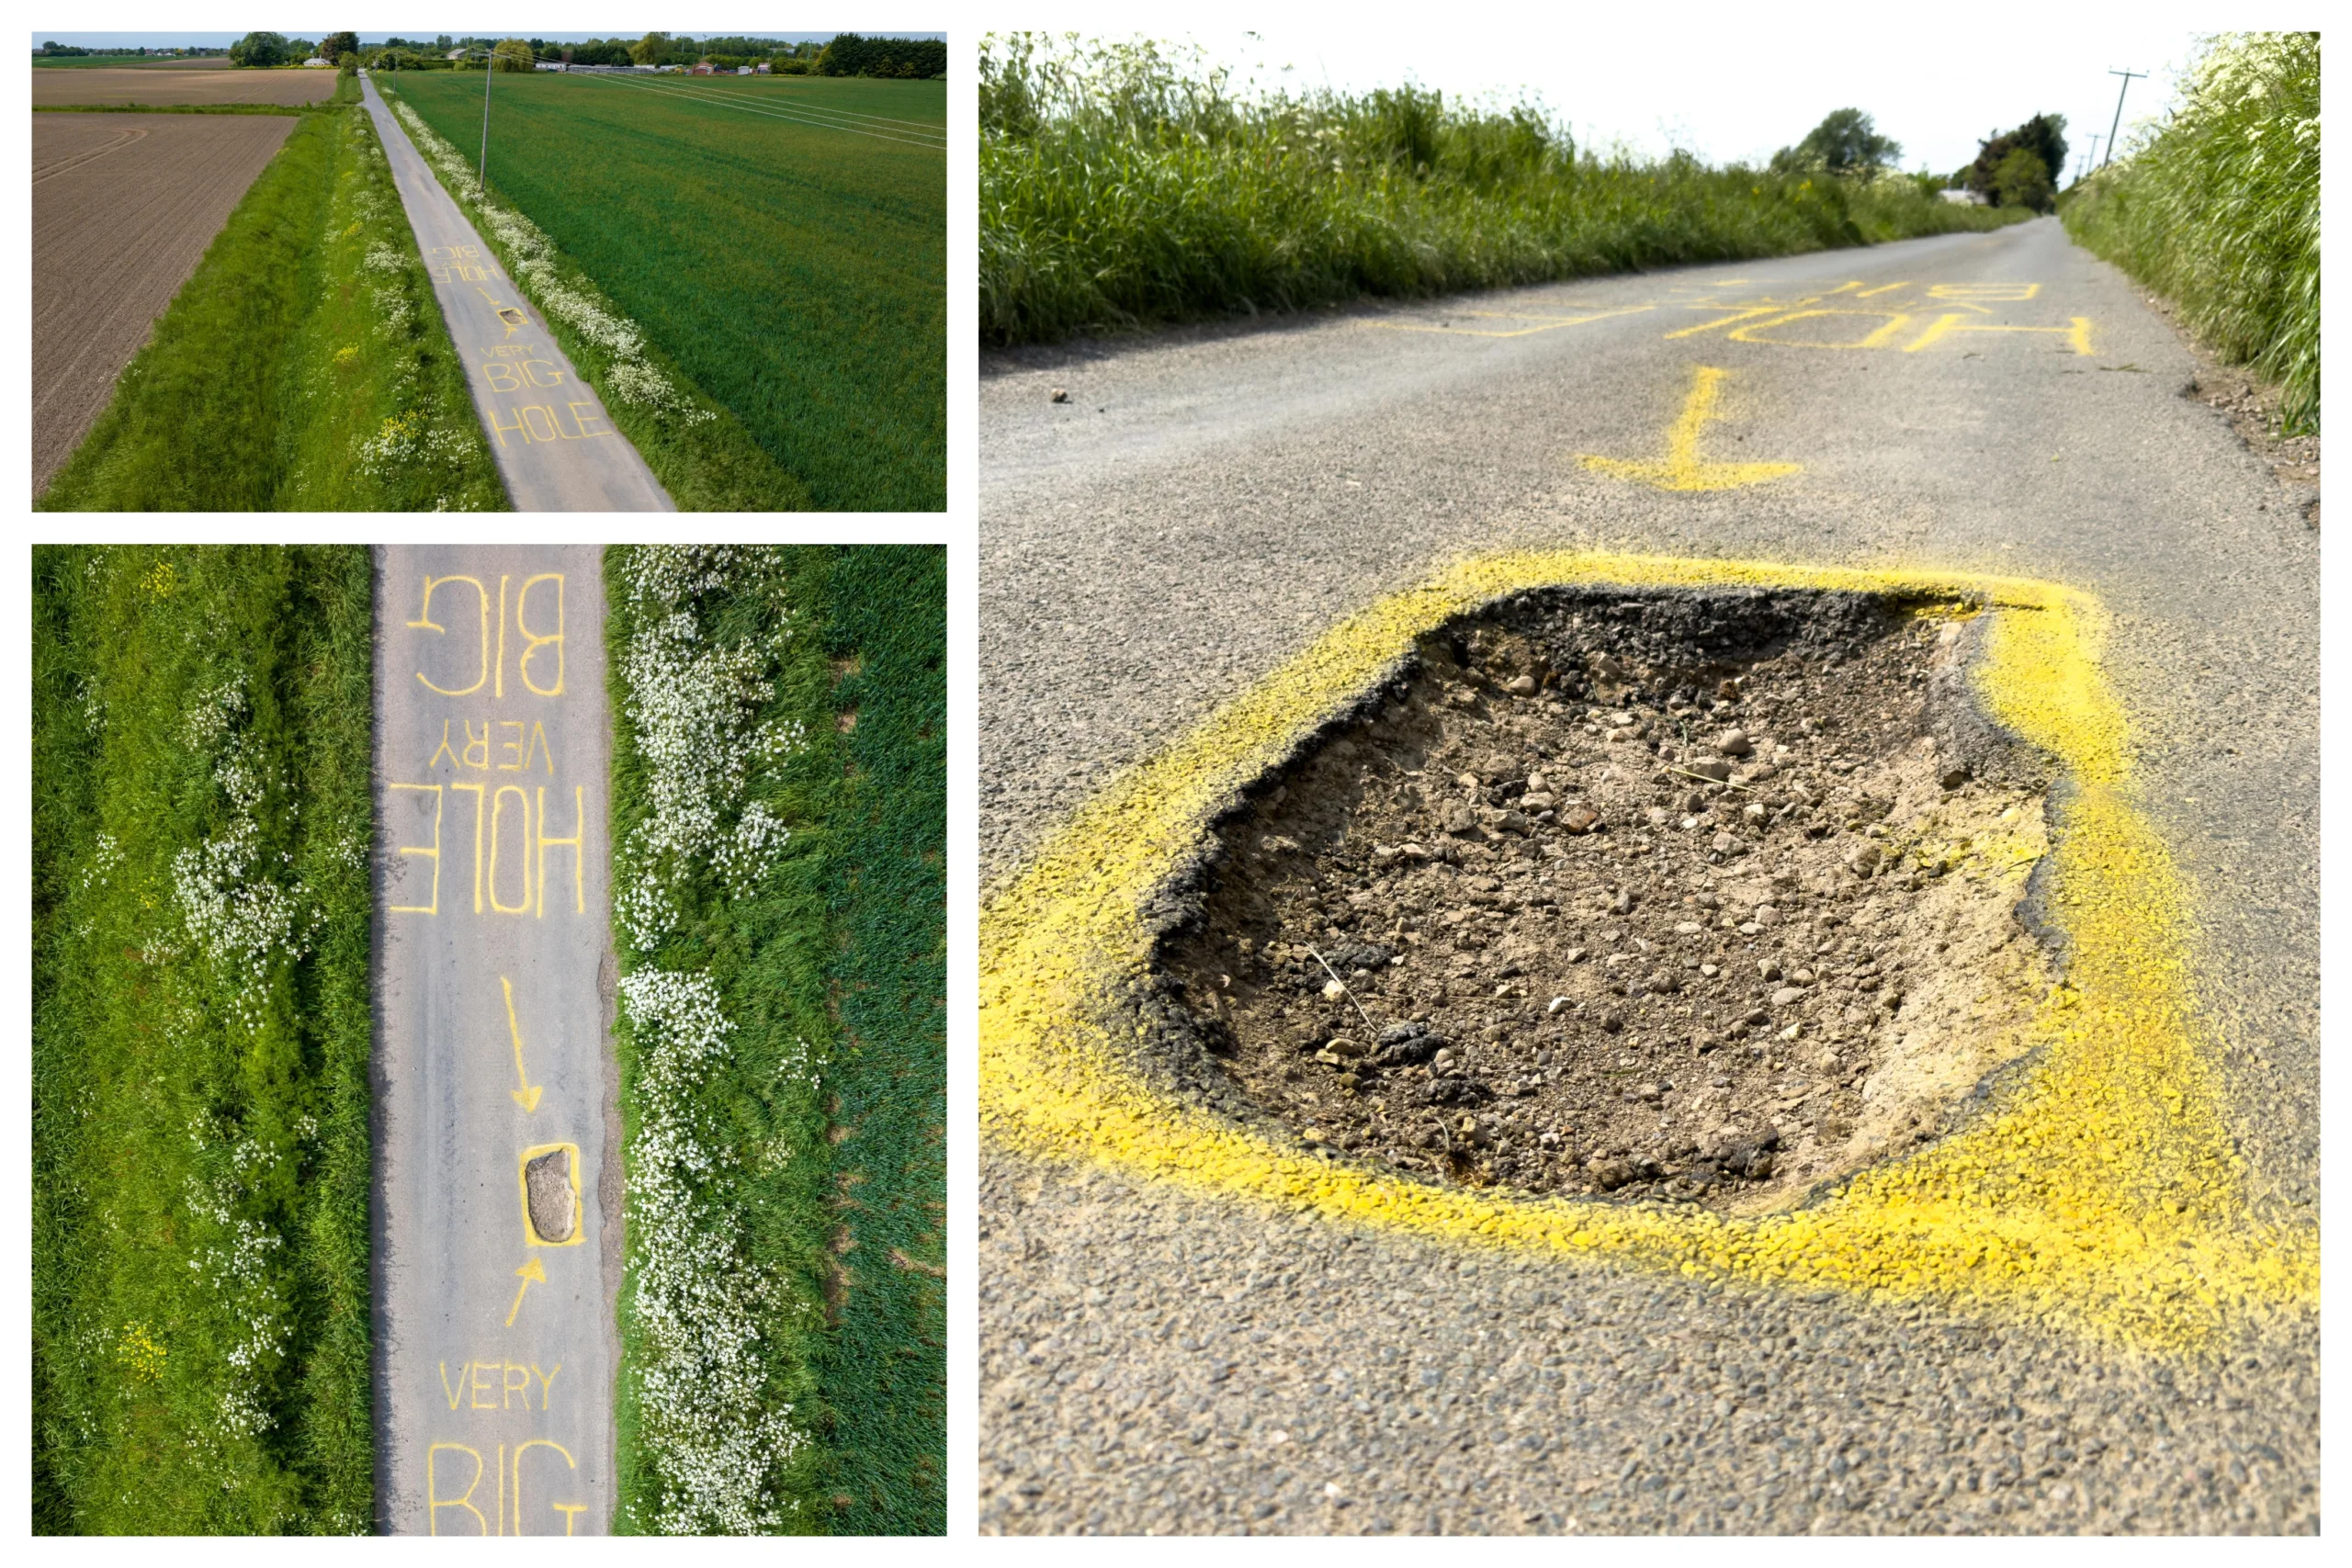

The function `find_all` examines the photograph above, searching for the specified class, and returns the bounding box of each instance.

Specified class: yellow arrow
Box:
[1579,366,1802,492]
[503,976,541,1112]
[505,1256,546,1327]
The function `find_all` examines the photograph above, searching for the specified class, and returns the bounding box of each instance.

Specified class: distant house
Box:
[1940,188,1988,206]
[302,56,330,68]
[446,50,467,61]
[535,60,564,71]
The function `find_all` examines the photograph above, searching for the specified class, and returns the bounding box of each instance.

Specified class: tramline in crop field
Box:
[384,71,944,512]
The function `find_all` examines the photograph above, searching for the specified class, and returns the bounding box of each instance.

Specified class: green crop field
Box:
[388,72,945,512]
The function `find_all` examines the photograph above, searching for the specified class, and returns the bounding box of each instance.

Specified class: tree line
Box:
[1764,107,2071,214]
[244,29,944,79]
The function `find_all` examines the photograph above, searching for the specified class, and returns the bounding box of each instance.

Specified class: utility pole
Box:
[2104,68,2145,168]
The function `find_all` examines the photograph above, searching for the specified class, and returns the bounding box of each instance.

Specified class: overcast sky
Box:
[989,2,2231,178]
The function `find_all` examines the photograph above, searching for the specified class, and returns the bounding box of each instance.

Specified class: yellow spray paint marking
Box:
[1578,367,1801,491]
[504,1257,546,1328]
[1371,304,1654,339]
[1726,309,1916,350]
[502,976,542,1111]
[1930,282,2041,301]
[1906,314,2095,356]
[978,550,2318,1351]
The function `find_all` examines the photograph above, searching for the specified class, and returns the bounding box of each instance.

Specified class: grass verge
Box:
[32,546,376,1533]
[814,547,947,1534]
[605,547,838,1533]
[2060,32,2318,433]
[604,547,945,1534]
[379,82,815,511]
[39,77,506,511]
[981,34,2028,346]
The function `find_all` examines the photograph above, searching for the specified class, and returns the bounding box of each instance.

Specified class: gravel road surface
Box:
[978,218,2317,1534]
[359,73,671,512]
[375,545,621,1534]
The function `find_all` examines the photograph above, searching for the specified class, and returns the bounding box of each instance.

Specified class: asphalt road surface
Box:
[359,73,672,512]
[978,218,2318,1533]
[375,546,621,1534]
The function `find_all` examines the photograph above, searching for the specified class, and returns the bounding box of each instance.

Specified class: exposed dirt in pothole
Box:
[1153,587,2062,1213]
[526,1149,575,1242]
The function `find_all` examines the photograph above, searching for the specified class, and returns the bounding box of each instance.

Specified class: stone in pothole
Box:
[1153,586,2059,1213]
[526,1149,574,1242]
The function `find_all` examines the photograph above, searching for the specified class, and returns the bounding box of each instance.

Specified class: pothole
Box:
[1156,586,2060,1212]
[525,1148,575,1242]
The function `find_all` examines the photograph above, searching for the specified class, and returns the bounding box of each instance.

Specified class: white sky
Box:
[985,1,2284,179]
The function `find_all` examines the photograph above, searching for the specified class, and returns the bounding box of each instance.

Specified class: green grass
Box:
[2061,32,2318,433]
[981,34,2028,346]
[604,546,944,1534]
[386,72,944,511]
[815,547,946,1534]
[32,546,376,1533]
[39,78,506,510]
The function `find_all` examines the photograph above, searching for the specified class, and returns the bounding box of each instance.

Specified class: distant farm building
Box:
[302,56,330,68]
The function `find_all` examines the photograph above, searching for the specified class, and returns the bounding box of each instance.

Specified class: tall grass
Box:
[981,34,2025,346]
[33,547,376,1532]
[2061,32,2319,433]
[40,77,505,510]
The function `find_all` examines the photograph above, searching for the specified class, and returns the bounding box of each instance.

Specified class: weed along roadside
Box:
[37,72,505,511]
[32,546,946,1535]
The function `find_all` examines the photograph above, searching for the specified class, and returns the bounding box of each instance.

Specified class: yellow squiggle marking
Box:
[1579,367,1802,491]
[978,550,2315,1351]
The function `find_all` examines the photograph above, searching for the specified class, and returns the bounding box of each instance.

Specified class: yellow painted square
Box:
[978,551,2314,1350]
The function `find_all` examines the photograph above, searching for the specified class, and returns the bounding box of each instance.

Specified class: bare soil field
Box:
[33,112,297,494]
[31,67,334,106]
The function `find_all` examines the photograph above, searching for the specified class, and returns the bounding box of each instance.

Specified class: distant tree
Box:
[435,33,453,51]
[1987,146,2053,210]
[288,39,318,61]
[814,33,947,79]
[492,38,533,73]
[320,31,357,62]
[630,31,672,65]
[337,51,358,74]
[1772,107,1903,175]
[229,30,289,67]
[1966,113,2068,209]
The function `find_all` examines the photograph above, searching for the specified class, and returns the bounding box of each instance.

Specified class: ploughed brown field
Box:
[31,66,335,106]
[32,112,298,494]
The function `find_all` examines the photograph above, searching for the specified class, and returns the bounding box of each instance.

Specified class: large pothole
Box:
[526,1148,575,1243]
[1155,586,2060,1213]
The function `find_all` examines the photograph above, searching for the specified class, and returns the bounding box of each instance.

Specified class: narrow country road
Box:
[358,72,672,512]
[978,218,2317,1532]
[375,546,621,1534]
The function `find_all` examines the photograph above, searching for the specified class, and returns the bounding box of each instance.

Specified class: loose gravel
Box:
[1161,588,2053,1210]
